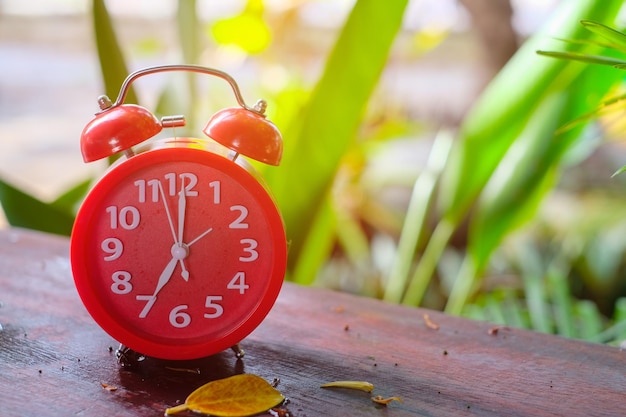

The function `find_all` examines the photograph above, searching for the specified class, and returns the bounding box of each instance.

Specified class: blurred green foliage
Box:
[1,0,626,345]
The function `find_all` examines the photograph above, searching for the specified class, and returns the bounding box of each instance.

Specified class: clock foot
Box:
[115,344,146,368]
[231,344,245,359]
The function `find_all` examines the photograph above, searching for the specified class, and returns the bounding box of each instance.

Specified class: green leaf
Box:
[438,0,622,226]
[550,36,625,50]
[446,51,623,314]
[518,243,553,334]
[535,50,626,66]
[467,92,567,272]
[591,298,626,343]
[548,261,575,338]
[611,164,626,177]
[556,91,626,135]
[403,0,623,308]
[291,195,336,285]
[385,130,453,303]
[51,178,92,213]
[267,0,409,272]
[177,0,200,64]
[92,0,137,103]
[0,179,75,236]
[575,300,604,340]
[580,19,626,53]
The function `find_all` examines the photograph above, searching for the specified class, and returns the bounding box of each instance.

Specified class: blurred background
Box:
[2,0,626,345]
[0,0,559,199]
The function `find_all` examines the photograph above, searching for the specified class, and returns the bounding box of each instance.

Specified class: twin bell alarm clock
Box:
[70,65,287,363]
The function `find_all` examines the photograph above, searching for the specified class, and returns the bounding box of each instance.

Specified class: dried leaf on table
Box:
[423,314,440,330]
[320,380,374,392]
[100,383,117,392]
[487,326,510,335]
[165,374,284,416]
[371,395,403,405]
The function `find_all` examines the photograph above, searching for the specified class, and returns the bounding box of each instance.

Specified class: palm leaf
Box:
[401,0,623,308]
[580,19,626,53]
[266,0,409,273]
[0,179,74,236]
[92,0,137,103]
[50,178,92,213]
[445,48,624,314]
[611,165,626,177]
[535,50,626,66]
[556,91,626,134]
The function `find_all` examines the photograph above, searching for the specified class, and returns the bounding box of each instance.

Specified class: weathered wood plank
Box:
[0,228,624,416]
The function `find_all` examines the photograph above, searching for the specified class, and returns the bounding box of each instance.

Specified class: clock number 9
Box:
[101,237,123,261]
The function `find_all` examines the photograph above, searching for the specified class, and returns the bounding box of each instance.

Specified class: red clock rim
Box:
[70,145,287,360]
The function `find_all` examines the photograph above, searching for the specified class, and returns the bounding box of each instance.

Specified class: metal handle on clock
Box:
[107,64,267,116]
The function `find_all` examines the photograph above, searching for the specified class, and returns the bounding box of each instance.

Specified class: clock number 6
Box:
[170,305,192,328]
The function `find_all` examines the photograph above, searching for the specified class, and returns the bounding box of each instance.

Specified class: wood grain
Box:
[0,228,624,416]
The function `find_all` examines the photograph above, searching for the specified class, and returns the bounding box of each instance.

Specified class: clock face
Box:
[70,144,286,360]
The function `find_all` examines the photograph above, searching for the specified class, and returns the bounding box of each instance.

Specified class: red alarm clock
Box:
[70,65,287,362]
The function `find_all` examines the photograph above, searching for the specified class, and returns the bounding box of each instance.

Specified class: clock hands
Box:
[187,226,214,247]
[177,183,190,281]
[159,180,190,280]
[137,227,213,319]
[136,244,187,319]
[152,255,179,298]
[159,181,177,243]
[177,181,186,244]
[138,178,215,319]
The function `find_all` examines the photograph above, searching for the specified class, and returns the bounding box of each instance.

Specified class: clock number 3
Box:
[239,239,258,262]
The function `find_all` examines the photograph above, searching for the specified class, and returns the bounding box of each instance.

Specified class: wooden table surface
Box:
[0,228,624,417]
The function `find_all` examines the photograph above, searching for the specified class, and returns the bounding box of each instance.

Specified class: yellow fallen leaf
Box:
[165,374,284,416]
[423,313,439,330]
[100,383,117,392]
[320,380,374,392]
[372,395,403,405]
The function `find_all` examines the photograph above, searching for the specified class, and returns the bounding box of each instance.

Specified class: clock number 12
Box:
[134,173,198,203]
